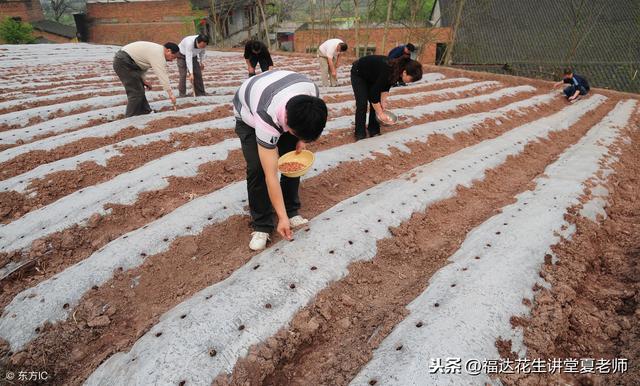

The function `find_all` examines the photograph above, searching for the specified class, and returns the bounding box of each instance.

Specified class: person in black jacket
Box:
[244,40,274,77]
[350,56,423,140]
[554,68,590,102]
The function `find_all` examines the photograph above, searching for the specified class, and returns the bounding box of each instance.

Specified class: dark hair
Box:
[196,34,210,44]
[164,42,179,53]
[406,43,416,52]
[338,42,348,52]
[285,95,328,142]
[250,40,263,53]
[389,57,423,83]
[563,67,573,75]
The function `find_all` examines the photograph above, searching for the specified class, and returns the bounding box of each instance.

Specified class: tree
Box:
[381,0,393,53]
[563,0,606,62]
[50,0,74,23]
[0,18,36,44]
[353,0,359,56]
[443,0,465,65]
[257,0,272,49]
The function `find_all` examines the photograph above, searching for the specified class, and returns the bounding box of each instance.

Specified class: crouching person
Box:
[233,70,328,250]
[554,68,590,102]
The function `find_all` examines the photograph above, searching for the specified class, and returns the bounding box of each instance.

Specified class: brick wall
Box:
[0,0,44,22]
[294,27,451,64]
[86,0,197,45]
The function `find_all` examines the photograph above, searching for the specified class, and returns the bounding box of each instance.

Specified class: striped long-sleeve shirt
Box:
[233,70,319,149]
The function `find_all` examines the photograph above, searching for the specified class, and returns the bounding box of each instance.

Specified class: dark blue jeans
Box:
[564,85,588,98]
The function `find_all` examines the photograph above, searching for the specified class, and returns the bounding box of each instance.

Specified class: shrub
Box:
[0,18,36,44]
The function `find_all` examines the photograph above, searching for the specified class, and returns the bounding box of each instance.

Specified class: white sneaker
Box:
[249,231,270,251]
[289,215,309,227]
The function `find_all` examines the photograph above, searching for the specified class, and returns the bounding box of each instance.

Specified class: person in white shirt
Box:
[113,41,179,117]
[177,34,209,97]
[317,38,348,87]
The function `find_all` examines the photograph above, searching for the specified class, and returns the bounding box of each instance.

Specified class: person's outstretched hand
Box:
[277,217,292,240]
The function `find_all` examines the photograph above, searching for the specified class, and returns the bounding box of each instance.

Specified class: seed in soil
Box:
[279,161,306,173]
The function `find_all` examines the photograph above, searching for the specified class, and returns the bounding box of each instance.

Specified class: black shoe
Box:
[355,133,366,141]
[369,131,381,137]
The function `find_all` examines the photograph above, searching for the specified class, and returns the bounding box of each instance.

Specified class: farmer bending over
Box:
[317,38,348,87]
[244,40,273,78]
[113,41,179,117]
[233,70,328,250]
[350,56,423,140]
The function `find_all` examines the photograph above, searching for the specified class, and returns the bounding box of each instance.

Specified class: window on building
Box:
[354,45,376,57]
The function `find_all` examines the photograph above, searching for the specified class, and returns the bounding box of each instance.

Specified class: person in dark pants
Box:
[388,43,416,59]
[234,70,327,250]
[244,40,274,77]
[350,56,423,140]
[554,68,590,102]
[113,41,179,117]
[177,34,209,97]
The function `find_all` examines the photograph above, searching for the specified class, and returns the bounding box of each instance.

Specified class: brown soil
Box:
[497,110,640,386]
[0,129,234,223]
[0,89,556,312]
[0,93,598,386]
[313,89,540,151]
[0,87,533,223]
[322,79,475,104]
[0,105,232,180]
[0,91,121,116]
[215,99,621,386]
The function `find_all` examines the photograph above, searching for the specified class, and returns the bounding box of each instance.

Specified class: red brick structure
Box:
[0,0,44,22]
[86,0,197,45]
[294,27,451,64]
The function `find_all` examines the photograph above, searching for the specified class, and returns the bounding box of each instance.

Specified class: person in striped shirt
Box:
[234,70,328,250]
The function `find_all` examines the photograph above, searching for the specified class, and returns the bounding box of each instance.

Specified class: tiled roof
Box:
[435,0,640,93]
[31,19,77,39]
